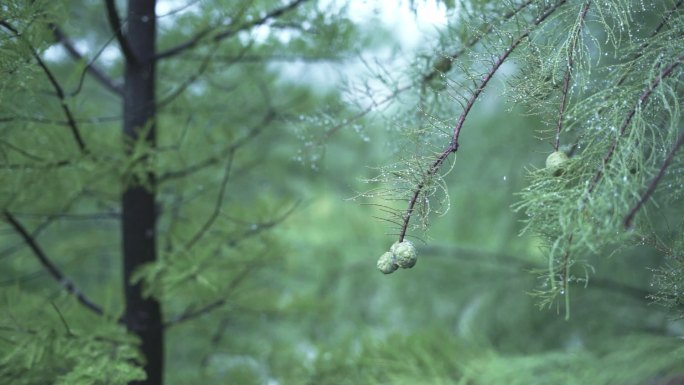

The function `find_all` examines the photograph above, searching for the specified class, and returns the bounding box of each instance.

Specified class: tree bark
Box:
[121,1,163,384]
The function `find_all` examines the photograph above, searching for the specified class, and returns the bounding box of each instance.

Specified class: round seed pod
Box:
[391,241,417,269]
[377,252,397,274]
[545,151,569,176]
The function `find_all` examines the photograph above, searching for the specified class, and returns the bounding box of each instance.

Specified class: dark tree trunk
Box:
[121,1,163,385]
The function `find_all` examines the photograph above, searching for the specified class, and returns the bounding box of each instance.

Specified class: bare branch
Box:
[624,129,684,229]
[398,0,568,242]
[50,24,123,96]
[103,0,137,63]
[2,211,105,316]
[155,0,311,60]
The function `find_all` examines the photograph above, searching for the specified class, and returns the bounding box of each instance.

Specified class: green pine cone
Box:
[391,241,417,269]
[377,251,398,274]
[545,151,569,176]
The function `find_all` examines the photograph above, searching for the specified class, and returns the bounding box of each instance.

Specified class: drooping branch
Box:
[2,211,105,317]
[0,21,87,153]
[155,0,311,60]
[103,0,137,63]
[0,191,90,260]
[398,0,568,242]
[50,24,124,96]
[555,1,591,151]
[588,52,684,193]
[624,129,684,229]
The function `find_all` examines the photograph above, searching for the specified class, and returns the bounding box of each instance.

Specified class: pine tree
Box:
[3,0,684,384]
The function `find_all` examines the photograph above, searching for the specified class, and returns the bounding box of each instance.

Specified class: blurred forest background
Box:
[1,0,684,384]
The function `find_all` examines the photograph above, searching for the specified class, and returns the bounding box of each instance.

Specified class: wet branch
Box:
[588,52,684,193]
[398,0,568,242]
[624,129,684,228]
[423,0,535,85]
[616,0,683,87]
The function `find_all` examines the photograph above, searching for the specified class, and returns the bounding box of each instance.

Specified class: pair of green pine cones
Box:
[377,241,417,274]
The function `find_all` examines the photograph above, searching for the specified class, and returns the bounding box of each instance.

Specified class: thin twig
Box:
[156,0,311,60]
[185,152,235,249]
[423,0,535,84]
[555,1,591,151]
[624,130,684,228]
[311,1,536,145]
[399,0,568,242]
[550,2,591,315]
[616,0,684,87]
[50,24,123,96]
[2,211,105,316]
[158,110,275,182]
[156,42,252,112]
[225,201,300,246]
[50,301,74,336]
[163,264,255,327]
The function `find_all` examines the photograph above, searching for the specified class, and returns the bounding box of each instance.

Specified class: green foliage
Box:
[648,231,684,317]
[0,291,144,385]
[303,331,684,385]
[2,0,367,383]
